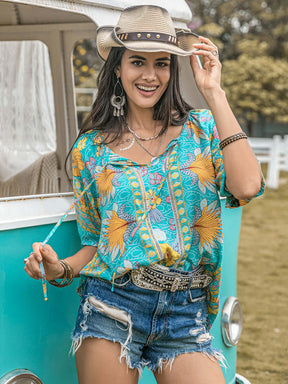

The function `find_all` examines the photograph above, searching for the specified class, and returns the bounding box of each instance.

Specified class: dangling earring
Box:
[110,78,126,117]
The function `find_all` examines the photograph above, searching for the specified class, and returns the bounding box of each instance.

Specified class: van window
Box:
[0,40,57,198]
[73,39,103,130]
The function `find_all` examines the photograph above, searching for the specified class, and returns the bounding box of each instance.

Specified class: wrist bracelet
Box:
[219,132,248,150]
[49,260,75,287]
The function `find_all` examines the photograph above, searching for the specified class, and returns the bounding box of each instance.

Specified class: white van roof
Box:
[0,0,192,29]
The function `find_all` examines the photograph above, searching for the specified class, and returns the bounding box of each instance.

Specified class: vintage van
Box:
[0,0,250,383]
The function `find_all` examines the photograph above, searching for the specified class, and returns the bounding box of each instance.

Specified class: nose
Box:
[142,64,156,82]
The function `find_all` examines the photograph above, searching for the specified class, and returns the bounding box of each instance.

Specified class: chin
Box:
[130,96,162,110]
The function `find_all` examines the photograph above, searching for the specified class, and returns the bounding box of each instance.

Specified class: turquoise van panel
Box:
[0,200,242,383]
[0,222,80,382]
[211,201,242,383]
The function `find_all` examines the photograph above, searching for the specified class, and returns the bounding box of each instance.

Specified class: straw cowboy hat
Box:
[96,5,199,60]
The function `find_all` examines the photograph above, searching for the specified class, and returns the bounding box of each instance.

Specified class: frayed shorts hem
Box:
[70,333,227,374]
[145,347,227,373]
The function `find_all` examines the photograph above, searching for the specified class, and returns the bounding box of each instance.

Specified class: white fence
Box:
[75,88,288,189]
[249,136,288,189]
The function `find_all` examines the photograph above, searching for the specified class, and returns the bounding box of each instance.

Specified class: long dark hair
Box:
[66,47,192,174]
[78,47,191,141]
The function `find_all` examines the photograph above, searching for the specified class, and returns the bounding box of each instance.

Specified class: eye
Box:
[131,60,144,66]
[156,62,169,68]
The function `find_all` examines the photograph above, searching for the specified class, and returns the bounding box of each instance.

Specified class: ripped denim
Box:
[71,272,225,373]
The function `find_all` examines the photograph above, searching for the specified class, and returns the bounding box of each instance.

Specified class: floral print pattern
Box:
[72,109,265,327]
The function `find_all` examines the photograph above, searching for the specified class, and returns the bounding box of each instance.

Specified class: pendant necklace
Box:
[120,121,164,156]
[134,132,166,158]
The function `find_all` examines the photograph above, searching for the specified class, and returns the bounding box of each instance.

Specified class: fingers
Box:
[24,251,42,280]
[189,54,201,77]
[189,35,222,95]
[40,243,59,263]
[198,35,217,49]
[192,46,219,60]
[24,243,59,280]
[32,242,42,261]
[192,36,220,61]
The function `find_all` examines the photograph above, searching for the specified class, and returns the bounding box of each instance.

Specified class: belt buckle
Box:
[191,274,212,288]
[170,276,180,292]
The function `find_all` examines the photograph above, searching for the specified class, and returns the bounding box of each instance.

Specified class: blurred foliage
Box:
[73,39,103,128]
[188,0,287,60]
[73,39,102,86]
[222,55,288,134]
[188,0,288,135]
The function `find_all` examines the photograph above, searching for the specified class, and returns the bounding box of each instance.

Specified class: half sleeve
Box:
[72,141,101,246]
[207,111,265,208]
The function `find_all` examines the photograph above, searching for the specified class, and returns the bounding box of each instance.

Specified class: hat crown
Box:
[116,5,176,37]
[96,5,198,61]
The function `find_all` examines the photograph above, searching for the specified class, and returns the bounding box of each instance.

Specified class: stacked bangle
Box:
[219,132,248,150]
[49,260,75,287]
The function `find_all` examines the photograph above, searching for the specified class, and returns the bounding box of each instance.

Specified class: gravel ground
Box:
[236,171,288,384]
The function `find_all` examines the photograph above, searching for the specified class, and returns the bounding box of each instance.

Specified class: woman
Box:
[24,5,264,384]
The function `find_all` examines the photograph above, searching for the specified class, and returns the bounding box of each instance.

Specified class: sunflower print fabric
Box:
[72,109,265,327]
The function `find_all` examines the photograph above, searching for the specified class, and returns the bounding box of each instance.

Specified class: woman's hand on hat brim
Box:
[190,36,223,100]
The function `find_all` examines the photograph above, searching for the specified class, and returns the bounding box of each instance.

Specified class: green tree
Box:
[188,0,287,60]
[222,52,288,136]
[188,0,288,135]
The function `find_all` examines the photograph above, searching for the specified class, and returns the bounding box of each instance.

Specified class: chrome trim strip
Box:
[236,373,252,384]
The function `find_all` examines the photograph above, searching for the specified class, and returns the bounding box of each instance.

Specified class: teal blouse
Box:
[72,109,265,327]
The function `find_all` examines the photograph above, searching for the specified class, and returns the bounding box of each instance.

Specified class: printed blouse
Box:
[72,109,265,327]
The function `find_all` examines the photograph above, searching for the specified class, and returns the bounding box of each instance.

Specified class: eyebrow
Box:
[128,55,171,61]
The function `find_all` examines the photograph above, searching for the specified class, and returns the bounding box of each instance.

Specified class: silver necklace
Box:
[127,124,160,141]
[134,132,166,158]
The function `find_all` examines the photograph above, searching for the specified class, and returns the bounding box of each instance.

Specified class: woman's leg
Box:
[153,352,226,384]
[75,338,139,384]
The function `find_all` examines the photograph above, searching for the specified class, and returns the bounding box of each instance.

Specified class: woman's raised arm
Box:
[190,36,262,200]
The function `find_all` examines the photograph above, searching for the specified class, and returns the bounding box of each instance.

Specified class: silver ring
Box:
[211,49,218,57]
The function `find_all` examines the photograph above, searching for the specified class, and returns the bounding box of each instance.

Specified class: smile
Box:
[136,84,159,92]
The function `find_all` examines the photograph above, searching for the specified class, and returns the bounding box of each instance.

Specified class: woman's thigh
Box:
[75,338,139,384]
[153,352,226,384]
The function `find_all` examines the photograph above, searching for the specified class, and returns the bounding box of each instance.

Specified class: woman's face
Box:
[116,49,171,112]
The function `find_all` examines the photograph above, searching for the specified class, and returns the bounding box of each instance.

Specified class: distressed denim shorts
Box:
[71,268,223,373]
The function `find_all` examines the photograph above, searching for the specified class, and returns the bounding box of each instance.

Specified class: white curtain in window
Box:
[0,40,56,182]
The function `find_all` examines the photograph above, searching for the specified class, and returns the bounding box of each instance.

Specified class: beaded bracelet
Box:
[49,260,75,287]
[219,132,248,150]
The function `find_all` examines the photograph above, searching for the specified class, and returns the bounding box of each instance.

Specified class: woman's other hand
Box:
[24,243,64,281]
[190,36,222,99]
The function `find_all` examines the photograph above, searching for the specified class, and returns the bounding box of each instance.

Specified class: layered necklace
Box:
[127,124,160,141]
[119,121,165,158]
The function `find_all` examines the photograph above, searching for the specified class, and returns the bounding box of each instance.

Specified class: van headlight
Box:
[221,296,243,347]
[0,369,43,384]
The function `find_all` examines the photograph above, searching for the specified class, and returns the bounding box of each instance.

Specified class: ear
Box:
[115,66,120,78]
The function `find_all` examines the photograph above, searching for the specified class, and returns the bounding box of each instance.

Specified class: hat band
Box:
[117,32,180,47]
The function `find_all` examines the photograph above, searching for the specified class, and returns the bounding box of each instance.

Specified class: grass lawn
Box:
[236,169,288,383]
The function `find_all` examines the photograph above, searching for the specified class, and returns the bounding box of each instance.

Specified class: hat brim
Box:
[96,26,200,61]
